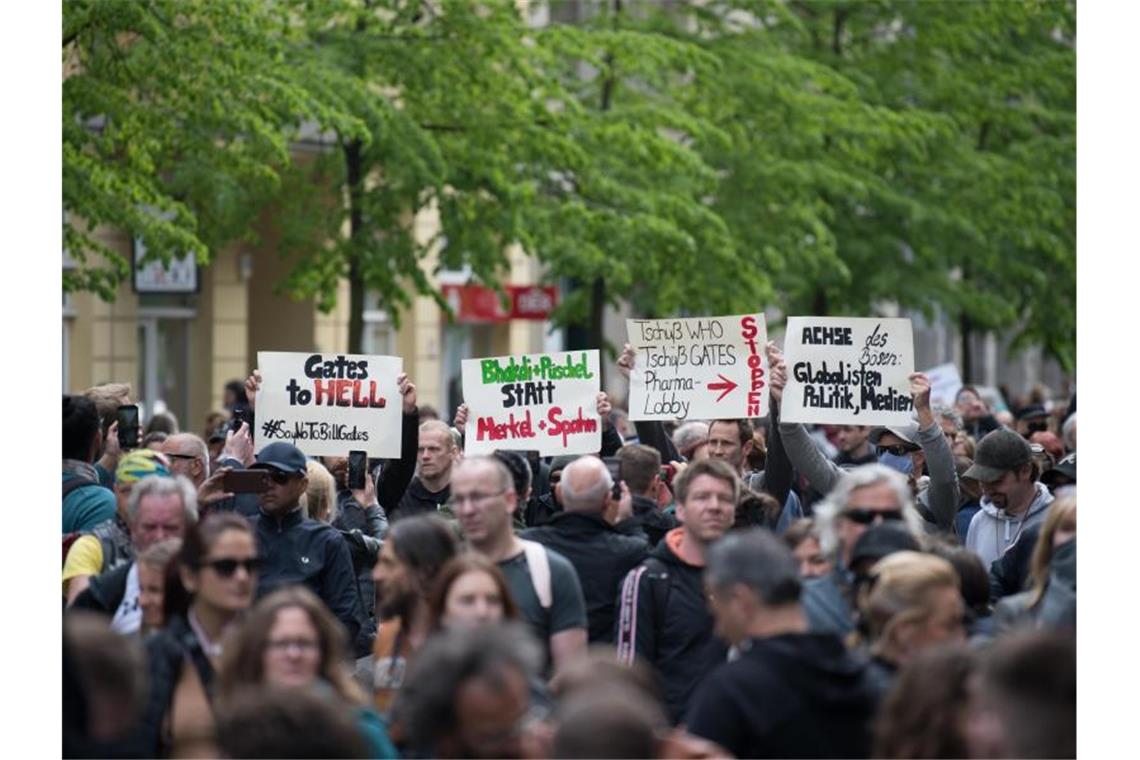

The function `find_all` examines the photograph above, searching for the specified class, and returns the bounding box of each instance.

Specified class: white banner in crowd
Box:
[780,317,916,426]
[462,350,602,457]
[923,362,964,409]
[255,351,404,458]
[627,314,769,421]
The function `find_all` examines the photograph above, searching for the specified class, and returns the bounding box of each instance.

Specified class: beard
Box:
[376,583,416,621]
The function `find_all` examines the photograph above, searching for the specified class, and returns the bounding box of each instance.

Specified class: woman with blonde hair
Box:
[856,551,965,694]
[994,489,1076,633]
[300,459,338,523]
[218,586,396,758]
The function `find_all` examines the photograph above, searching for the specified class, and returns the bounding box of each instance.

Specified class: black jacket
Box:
[623,494,678,547]
[391,476,450,523]
[686,633,880,759]
[136,615,216,757]
[253,507,365,654]
[989,522,1041,601]
[71,561,133,616]
[521,512,648,644]
[375,411,421,515]
[615,531,727,724]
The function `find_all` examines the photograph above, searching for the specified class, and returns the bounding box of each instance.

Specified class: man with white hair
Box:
[803,464,926,635]
[521,456,648,643]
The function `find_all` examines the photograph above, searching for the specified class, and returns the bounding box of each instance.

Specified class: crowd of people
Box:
[62,342,1076,758]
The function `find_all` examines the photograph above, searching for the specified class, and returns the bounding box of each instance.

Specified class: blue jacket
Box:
[253,507,365,655]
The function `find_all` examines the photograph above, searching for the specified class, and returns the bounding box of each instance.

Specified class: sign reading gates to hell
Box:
[627,314,769,421]
[255,351,404,459]
[780,317,916,427]
[462,350,602,457]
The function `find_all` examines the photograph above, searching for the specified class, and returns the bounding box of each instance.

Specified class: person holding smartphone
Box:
[248,442,367,657]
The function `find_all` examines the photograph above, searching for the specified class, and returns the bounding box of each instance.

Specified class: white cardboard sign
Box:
[627,314,769,421]
[255,351,403,458]
[923,362,964,409]
[781,317,916,426]
[462,350,601,457]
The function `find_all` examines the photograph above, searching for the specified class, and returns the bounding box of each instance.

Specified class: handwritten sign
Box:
[781,317,915,426]
[627,315,769,421]
[923,362,964,409]
[462,350,601,457]
[255,352,403,458]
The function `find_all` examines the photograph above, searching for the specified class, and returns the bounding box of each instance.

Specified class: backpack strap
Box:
[520,539,552,610]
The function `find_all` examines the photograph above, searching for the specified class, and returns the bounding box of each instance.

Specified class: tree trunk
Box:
[813,287,829,316]
[959,311,973,384]
[345,139,365,354]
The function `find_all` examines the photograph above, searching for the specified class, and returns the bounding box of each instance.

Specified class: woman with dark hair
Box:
[222,380,248,412]
[874,643,977,758]
[139,513,259,757]
[427,553,520,630]
[371,515,459,714]
[217,587,397,759]
[928,540,994,639]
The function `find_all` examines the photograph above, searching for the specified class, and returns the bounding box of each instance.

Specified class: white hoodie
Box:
[965,482,1054,568]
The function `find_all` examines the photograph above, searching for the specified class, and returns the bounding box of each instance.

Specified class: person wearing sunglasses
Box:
[250,442,367,657]
[135,513,259,757]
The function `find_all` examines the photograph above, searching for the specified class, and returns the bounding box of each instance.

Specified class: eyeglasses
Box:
[447,490,508,509]
[201,557,263,577]
[842,508,904,525]
[877,444,918,457]
[266,638,320,654]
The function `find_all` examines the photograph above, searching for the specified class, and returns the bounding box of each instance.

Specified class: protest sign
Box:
[924,362,964,409]
[627,314,769,421]
[462,350,601,457]
[781,317,916,426]
[255,351,403,458]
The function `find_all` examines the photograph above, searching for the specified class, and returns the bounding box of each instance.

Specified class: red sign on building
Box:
[441,284,558,323]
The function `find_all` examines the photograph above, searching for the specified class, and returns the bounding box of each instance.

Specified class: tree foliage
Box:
[63,0,1075,372]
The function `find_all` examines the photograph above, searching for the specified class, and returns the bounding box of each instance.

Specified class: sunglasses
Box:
[876,444,918,457]
[268,471,298,485]
[201,557,263,577]
[843,508,904,525]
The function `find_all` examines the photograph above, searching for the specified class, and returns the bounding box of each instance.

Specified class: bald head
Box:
[560,456,612,514]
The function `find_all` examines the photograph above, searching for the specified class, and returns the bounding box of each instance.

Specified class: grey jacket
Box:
[965,483,1053,568]
[779,420,960,533]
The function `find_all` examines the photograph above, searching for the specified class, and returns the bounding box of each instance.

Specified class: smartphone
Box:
[230,406,253,434]
[223,469,269,494]
[603,456,623,500]
[116,405,140,450]
[347,450,368,490]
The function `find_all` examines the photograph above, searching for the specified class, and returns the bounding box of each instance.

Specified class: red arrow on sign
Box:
[707,374,739,403]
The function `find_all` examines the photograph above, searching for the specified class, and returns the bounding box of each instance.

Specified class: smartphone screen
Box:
[116,405,140,450]
[347,450,368,490]
[223,469,269,494]
[230,406,252,433]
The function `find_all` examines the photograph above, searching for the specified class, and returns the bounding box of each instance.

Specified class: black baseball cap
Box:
[251,442,308,475]
[849,523,921,568]
[963,429,1033,483]
[1043,452,1076,484]
[1016,403,1049,422]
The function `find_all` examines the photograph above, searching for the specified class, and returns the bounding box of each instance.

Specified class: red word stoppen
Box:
[740,316,766,416]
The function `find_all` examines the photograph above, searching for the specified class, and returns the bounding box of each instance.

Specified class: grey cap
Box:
[963,429,1033,483]
[869,421,920,448]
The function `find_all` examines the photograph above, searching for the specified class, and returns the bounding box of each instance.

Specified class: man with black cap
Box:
[964,429,1054,567]
[251,441,366,654]
[1015,403,1050,438]
[1041,452,1076,494]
